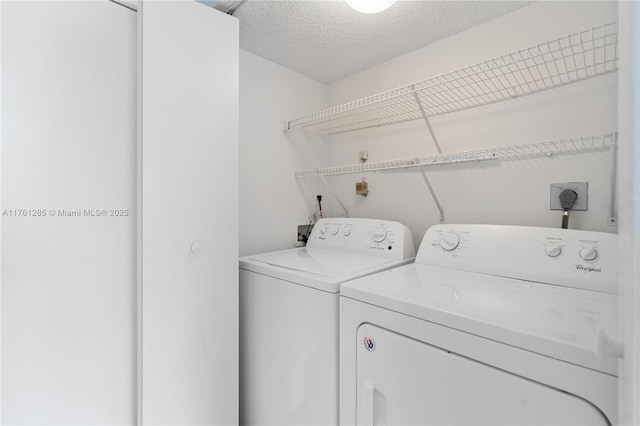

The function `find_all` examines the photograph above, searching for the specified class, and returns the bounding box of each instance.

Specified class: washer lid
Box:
[341,264,619,375]
[241,248,401,293]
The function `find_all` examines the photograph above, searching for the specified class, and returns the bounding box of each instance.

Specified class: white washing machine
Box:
[239,218,415,425]
[340,224,620,425]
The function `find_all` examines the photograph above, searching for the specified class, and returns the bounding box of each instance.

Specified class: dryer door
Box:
[356,324,609,425]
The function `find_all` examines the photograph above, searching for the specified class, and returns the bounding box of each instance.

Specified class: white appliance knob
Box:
[579,247,598,261]
[331,227,340,235]
[320,226,327,234]
[372,228,387,243]
[440,232,460,251]
[343,228,351,236]
[545,245,562,257]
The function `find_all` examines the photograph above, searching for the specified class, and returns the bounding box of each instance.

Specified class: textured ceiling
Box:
[223,0,531,84]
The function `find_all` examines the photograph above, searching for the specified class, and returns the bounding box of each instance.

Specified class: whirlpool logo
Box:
[363,336,376,352]
[575,264,602,273]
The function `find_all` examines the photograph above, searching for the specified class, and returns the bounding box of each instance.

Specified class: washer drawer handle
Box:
[362,380,375,426]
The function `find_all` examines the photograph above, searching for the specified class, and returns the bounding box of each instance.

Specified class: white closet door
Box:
[139,2,239,424]
[1,1,137,424]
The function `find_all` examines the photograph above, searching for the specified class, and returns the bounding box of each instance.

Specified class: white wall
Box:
[1,2,136,423]
[239,50,328,256]
[302,1,619,249]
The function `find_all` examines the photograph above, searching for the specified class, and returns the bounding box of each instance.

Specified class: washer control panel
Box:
[418,224,617,294]
[307,218,415,260]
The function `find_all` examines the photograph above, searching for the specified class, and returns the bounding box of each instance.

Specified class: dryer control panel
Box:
[307,218,415,261]
[418,224,617,294]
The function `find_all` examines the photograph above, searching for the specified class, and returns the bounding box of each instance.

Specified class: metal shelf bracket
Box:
[420,169,445,221]
[318,175,349,218]
[412,88,443,154]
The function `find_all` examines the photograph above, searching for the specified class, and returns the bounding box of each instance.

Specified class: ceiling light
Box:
[345,0,397,14]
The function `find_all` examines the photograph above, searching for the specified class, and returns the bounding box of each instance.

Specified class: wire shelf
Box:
[294,132,617,178]
[286,22,618,135]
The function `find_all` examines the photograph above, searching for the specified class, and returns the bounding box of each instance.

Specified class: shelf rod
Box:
[420,170,445,222]
[319,175,349,218]
[413,90,442,154]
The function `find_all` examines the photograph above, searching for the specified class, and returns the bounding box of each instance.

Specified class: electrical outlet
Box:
[298,224,314,244]
[550,182,588,211]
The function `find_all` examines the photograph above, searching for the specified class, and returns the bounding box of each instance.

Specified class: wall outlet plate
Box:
[297,224,314,244]
[550,182,588,211]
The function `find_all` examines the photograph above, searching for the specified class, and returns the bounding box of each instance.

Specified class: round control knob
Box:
[579,247,598,261]
[439,232,460,251]
[331,227,339,235]
[320,226,327,234]
[343,228,351,236]
[545,245,562,257]
[372,228,387,243]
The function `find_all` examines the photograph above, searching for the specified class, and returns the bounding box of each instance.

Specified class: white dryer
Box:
[340,224,620,425]
[240,218,415,425]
